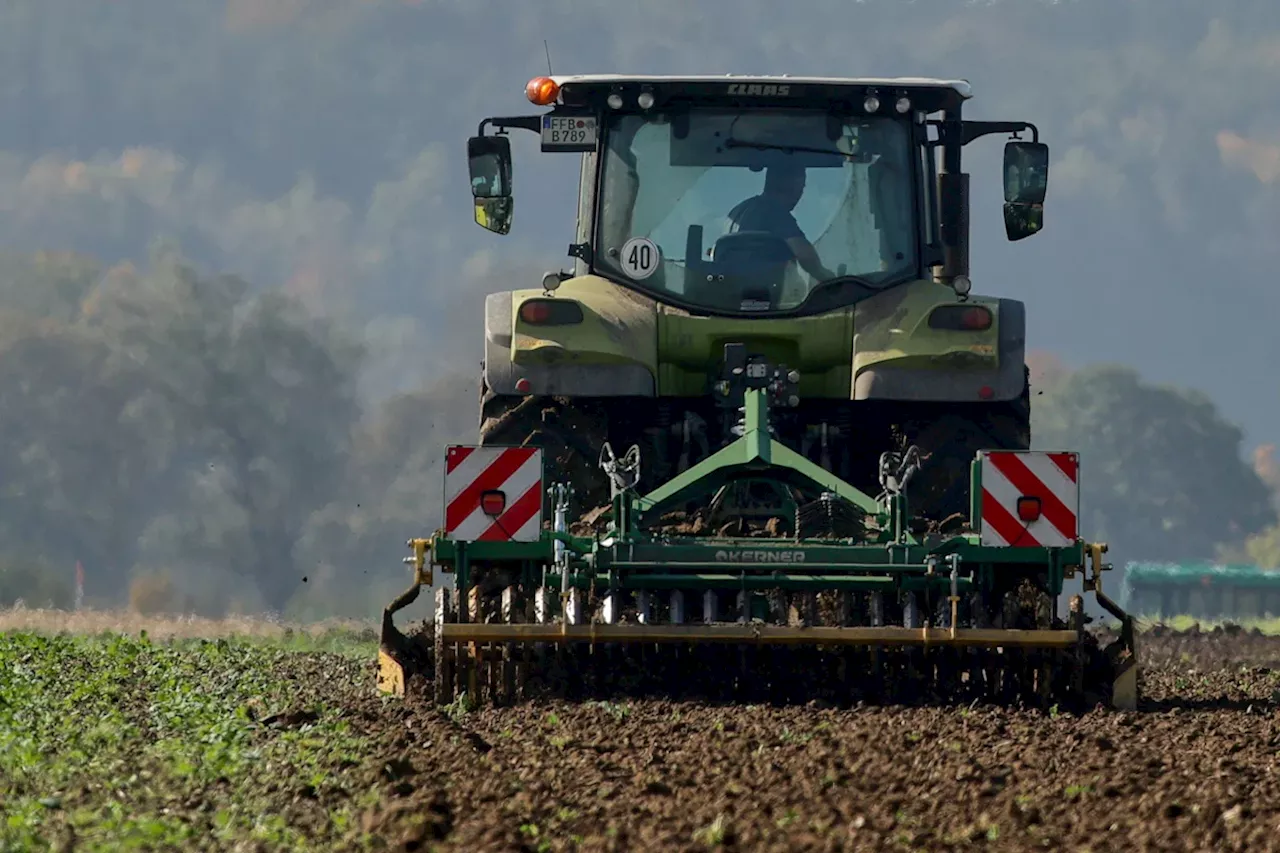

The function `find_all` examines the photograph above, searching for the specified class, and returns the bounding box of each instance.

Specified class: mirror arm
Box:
[959,120,1039,146]
[477,115,545,136]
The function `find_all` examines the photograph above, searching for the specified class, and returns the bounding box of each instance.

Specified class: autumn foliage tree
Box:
[1215,445,1280,568]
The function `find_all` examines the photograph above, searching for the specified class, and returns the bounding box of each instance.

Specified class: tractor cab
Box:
[467,74,1048,317]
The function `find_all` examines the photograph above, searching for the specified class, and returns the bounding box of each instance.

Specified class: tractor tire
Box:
[478,376,613,516]
[899,371,1031,524]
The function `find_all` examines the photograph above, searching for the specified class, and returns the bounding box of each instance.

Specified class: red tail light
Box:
[928,305,993,331]
[521,301,551,323]
[480,490,507,517]
[518,298,584,326]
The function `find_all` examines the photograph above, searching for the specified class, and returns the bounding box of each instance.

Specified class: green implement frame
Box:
[379,389,1139,709]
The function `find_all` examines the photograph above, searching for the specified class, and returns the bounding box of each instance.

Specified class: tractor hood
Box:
[496,274,1013,402]
[504,275,854,399]
[656,306,854,398]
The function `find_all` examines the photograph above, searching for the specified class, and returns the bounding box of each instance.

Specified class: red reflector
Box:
[480,489,507,517]
[1016,496,1042,522]
[515,377,531,394]
[978,385,994,400]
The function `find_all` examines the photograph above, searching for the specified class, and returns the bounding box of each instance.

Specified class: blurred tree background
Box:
[1029,356,1278,579]
[3,0,1280,617]
[0,247,478,616]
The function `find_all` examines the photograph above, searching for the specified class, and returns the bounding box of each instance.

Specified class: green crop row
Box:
[0,631,388,852]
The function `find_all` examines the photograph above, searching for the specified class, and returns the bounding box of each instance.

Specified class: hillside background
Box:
[2,0,1280,618]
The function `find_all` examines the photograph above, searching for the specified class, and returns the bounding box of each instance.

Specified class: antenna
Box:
[544,40,554,76]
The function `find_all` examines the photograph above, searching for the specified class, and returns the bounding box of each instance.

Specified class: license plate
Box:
[541,115,598,152]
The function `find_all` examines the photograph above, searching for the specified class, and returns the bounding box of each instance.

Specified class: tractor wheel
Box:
[478,376,613,516]
[899,372,1031,524]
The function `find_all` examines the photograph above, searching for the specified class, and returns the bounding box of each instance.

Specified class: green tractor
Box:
[466,74,1049,527]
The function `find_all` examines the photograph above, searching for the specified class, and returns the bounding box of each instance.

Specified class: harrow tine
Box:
[416,588,1104,711]
[501,586,518,706]
[434,587,454,707]
[395,545,1132,713]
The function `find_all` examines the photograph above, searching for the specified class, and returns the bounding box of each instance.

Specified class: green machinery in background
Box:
[1124,562,1280,622]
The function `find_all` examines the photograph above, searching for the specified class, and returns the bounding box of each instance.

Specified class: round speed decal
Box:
[619,237,660,280]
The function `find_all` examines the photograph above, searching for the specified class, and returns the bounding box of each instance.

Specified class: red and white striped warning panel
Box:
[444,446,544,542]
[977,450,1079,548]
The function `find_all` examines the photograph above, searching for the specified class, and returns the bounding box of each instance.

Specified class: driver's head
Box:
[763,163,805,210]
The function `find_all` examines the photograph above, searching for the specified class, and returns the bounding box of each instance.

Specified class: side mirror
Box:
[468,135,513,234]
[1003,140,1048,242]
[474,197,513,235]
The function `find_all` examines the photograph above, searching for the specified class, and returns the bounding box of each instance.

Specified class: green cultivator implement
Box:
[379,377,1139,711]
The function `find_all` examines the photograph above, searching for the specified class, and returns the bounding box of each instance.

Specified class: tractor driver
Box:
[724,163,837,283]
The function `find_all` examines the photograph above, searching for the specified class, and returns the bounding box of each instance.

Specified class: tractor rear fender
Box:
[852,291,1026,403]
[482,281,658,397]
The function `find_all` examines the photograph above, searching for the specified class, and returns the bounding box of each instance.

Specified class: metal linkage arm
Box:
[633,390,901,536]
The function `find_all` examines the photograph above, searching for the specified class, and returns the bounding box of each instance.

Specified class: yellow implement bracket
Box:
[377,538,435,697]
[377,647,407,696]
[405,537,432,587]
[1086,542,1139,711]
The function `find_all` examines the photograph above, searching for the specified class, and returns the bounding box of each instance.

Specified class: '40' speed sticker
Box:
[619,237,660,280]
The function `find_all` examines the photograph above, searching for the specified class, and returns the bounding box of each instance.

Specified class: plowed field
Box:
[5,619,1280,852]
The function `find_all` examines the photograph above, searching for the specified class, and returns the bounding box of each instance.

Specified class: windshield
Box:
[595,108,919,314]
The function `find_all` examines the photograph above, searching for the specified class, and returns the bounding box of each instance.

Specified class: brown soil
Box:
[346,628,1280,852]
